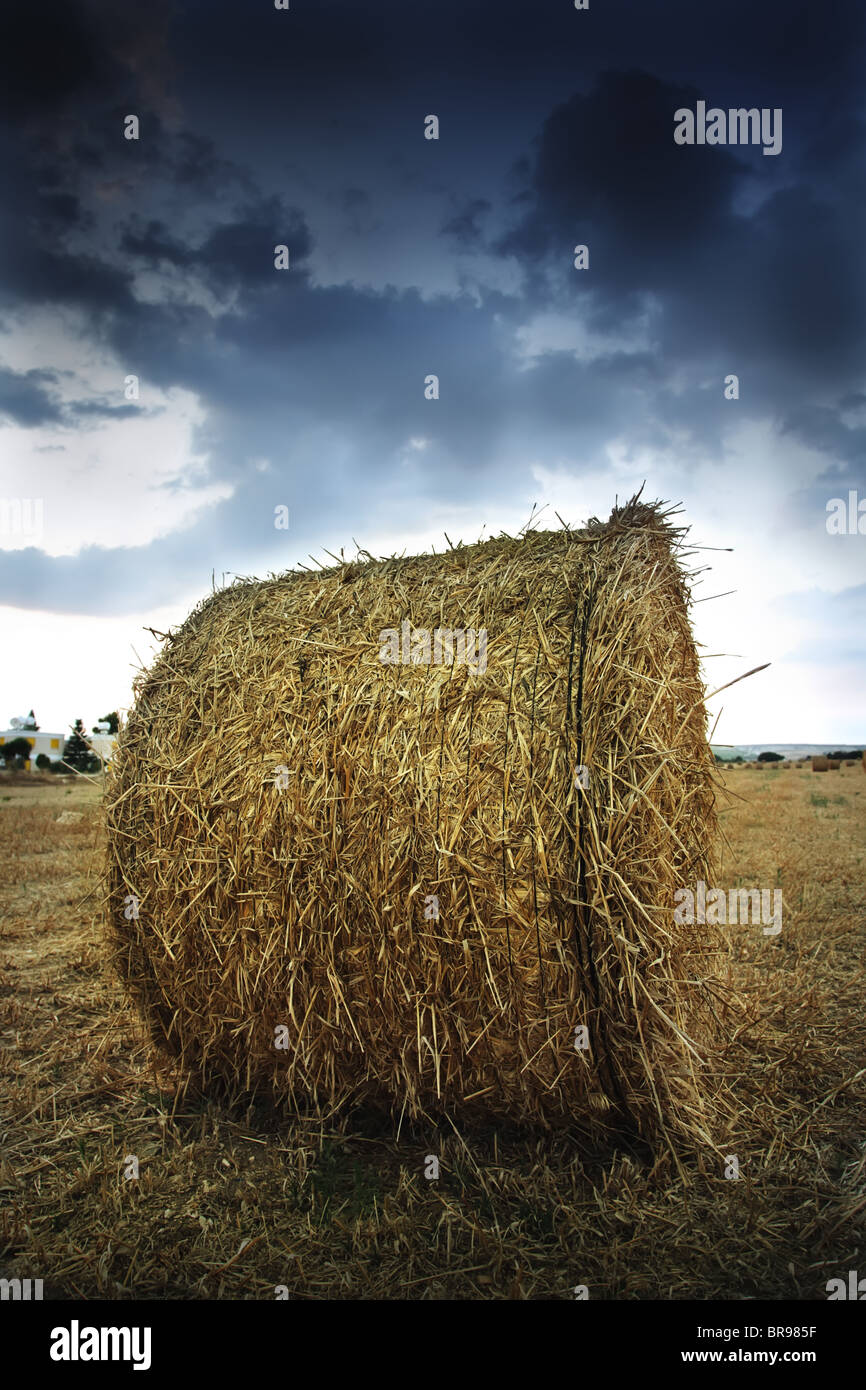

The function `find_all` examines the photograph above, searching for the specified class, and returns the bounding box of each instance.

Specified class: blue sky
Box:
[0,0,864,740]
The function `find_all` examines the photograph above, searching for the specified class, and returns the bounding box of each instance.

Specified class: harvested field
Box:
[1,763,864,1299]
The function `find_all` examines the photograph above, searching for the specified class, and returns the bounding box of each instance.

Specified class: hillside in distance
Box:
[712,744,864,761]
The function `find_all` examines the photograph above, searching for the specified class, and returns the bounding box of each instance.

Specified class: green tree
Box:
[757,751,783,762]
[93,711,120,734]
[1,736,34,767]
[63,719,92,771]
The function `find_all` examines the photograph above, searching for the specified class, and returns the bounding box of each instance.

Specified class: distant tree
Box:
[25,709,39,730]
[1,736,34,767]
[734,755,744,763]
[827,750,856,761]
[93,711,120,734]
[35,752,51,770]
[63,719,92,771]
[757,751,783,762]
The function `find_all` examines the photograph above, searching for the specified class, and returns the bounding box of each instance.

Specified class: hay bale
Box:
[105,498,722,1145]
[812,757,830,772]
[845,760,856,768]
[828,759,841,770]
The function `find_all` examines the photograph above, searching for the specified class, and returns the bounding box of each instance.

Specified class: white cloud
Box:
[0,310,233,554]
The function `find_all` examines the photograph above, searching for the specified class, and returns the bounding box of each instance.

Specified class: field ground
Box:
[1,764,864,1299]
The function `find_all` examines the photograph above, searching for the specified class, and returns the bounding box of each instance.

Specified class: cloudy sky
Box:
[0,0,863,742]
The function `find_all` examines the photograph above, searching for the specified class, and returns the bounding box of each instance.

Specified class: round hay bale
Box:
[828,759,841,770]
[812,756,830,772]
[105,498,722,1145]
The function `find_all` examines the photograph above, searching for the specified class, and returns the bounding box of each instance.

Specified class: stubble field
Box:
[1,763,863,1299]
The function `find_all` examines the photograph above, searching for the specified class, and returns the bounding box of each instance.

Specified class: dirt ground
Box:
[1,763,864,1299]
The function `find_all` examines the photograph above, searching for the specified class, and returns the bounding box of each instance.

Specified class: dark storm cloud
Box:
[120,219,192,268]
[0,369,63,427]
[0,1,118,119]
[0,365,144,428]
[776,402,866,534]
[167,0,864,115]
[120,200,313,291]
[781,404,866,471]
[0,0,864,616]
[170,132,254,195]
[0,116,135,315]
[195,202,313,289]
[442,199,492,246]
[498,71,742,266]
[498,68,865,387]
[68,401,143,421]
[4,247,136,316]
[0,540,197,617]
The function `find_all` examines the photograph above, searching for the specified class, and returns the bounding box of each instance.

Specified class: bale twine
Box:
[812,757,830,772]
[105,498,723,1146]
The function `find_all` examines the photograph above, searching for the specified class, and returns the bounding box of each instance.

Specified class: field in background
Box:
[1,765,864,1299]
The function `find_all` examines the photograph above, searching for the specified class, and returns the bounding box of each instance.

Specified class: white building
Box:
[87,732,118,765]
[0,724,119,771]
[0,728,67,768]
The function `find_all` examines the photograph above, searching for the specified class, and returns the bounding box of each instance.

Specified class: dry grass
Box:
[2,762,864,1299]
[104,498,726,1152]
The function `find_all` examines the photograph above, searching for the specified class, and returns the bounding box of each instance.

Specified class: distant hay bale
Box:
[828,759,841,770]
[105,498,722,1146]
[812,757,830,772]
[845,760,856,767]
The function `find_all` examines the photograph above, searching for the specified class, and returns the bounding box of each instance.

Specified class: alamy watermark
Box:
[674,102,782,157]
[826,491,866,535]
[674,881,782,935]
[379,621,487,673]
[50,1322,152,1370]
[1,1277,43,1300]
[826,1270,866,1300]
